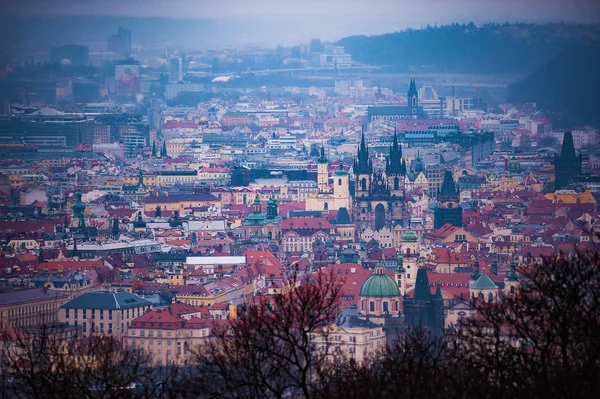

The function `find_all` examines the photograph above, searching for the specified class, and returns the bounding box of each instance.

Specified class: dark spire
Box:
[387,129,405,175]
[439,171,458,196]
[471,257,481,280]
[413,268,431,301]
[560,131,577,159]
[355,129,371,174]
[408,76,418,108]
[155,205,162,218]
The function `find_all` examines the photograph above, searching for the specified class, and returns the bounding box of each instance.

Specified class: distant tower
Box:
[554,131,582,189]
[333,162,350,201]
[111,218,120,240]
[407,76,419,117]
[169,56,183,84]
[434,171,463,229]
[317,146,331,194]
[395,253,407,296]
[72,190,86,231]
[354,130,373,233]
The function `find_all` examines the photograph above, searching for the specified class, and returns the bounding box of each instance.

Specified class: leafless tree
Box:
[182,271,342,399]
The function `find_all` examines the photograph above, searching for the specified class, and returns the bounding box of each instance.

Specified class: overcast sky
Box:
[3,0,599,22]
[2,0,599,46]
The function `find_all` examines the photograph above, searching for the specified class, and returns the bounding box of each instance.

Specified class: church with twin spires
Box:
[353,130,410,234]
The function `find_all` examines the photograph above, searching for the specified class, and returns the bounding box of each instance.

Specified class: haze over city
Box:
[0,0,599,397]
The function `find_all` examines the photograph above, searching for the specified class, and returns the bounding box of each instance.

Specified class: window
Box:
[383,302,389,313]
[369,302,375,312]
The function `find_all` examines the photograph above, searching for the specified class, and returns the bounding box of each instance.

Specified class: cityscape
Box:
[0,0,600,397]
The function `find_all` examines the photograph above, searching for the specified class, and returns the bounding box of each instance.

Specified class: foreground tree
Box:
[182,272,342,399]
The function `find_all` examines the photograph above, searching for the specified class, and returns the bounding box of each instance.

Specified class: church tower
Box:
[407,76,419,117]
[386,129,407,222]
[317,145,331,194]
[354,131,373,233]
[434,171,462,229]
[554,131,582,190]
[333,162,350,202]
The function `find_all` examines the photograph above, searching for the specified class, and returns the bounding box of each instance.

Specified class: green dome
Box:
[360,269,400,297]
[402,229,417,242]
[243,212,267,226]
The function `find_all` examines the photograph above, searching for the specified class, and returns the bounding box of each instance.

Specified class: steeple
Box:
[387,129,405,175]
[155,205,161,218]
[407,76,418,110]
[439,171,459,196]
[354,129,371,175]
[560,131,577,159]
[555,130,582,189]
[471,257,481,280]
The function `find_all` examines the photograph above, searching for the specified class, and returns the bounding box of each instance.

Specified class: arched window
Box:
[394,177,399,190]
[478,293,484,302]
[338,178,342,186]
[487,292,494,303]
[510,286,515,294]
[361,178,367,191]
[324,202,328,210]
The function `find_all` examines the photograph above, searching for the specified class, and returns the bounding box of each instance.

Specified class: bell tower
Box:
[354,130,373,234]
[317,145,331,194]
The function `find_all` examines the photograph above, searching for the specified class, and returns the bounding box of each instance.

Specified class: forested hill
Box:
[337,23,597,75]
[508,44,600,128]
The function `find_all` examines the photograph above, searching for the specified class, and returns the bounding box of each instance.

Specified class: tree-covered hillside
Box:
[337,23,595,74]
[508,44,600,127]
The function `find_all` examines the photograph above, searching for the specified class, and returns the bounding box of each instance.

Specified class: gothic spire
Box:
[355,129,371,174]
[387,128,405,175]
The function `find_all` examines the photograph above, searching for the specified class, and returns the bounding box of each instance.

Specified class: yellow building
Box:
[306,149,352,212]
[59,291,152,339]
[545,190,596,204]
[0,288,70,329]
[121,174,157,188]
[143,192,221,214]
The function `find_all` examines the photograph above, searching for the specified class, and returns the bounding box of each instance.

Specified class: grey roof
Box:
[0,288,68,306]
[334,207,352,225]
[470,274,499,290]
[61,291,152,310]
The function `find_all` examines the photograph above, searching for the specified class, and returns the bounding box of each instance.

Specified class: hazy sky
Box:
[2,0,599,47]
[4,0,600,22]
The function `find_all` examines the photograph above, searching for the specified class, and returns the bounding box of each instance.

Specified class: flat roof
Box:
[186,256,246,265]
